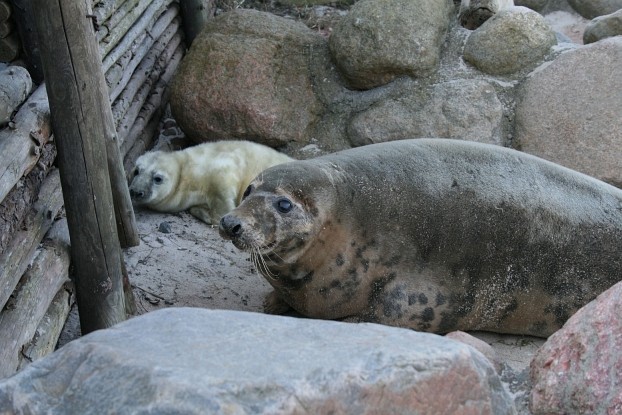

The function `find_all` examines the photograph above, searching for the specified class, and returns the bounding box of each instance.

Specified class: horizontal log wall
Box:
[0,0,188,379]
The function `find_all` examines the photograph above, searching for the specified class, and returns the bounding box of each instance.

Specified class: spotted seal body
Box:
[219,139,622,337]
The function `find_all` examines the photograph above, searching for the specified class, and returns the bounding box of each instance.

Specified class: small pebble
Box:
[159,221,172,233]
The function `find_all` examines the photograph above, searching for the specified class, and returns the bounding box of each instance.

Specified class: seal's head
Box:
[219,161,335,266]
[128,151,181,208]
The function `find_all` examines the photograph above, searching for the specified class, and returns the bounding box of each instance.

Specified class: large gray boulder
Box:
[328,0,453,90]
[514,36,622,187]
[170,9,328,147]
[530,281,622,414]
[566,0,622,19]
[348,79,505,146]
[464,6,557,75]
[0,308,517,414]
[583,8,622,44]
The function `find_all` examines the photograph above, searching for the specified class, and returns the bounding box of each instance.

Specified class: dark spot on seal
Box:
[335,254,344,267]
[360,259,369,273]
[350,240,357,247]
[383,301,402,319]
[408,294,418,306]
[421,307,435,322]
[382,255,402,267]
[330,279,340,289]
[436,293,446,306]
[418,293,428,305]
[547,303,571,327]
[529,321,549,337]
[452,179,459,188]
[279,270,314,290]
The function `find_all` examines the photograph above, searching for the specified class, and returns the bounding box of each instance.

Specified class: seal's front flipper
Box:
[263,290,292,315]
[189,205,214,225]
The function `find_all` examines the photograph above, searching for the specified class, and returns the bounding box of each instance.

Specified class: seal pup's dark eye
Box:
[153,175,164,184]
[133,168,139,177]
[275,198,293,213]
[242,185,252,200]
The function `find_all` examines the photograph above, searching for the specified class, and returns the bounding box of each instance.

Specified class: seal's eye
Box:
[242,185,252,200]
[133,168,139,177]
[153,175,164,185]
[275,198,293,214]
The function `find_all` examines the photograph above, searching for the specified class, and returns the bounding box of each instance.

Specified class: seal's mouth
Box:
[231,237,276,254]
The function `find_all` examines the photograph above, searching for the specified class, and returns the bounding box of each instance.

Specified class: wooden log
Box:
[17,217,73,370]
[0,84,51,204]
[0,0,11,22]
[117,33,183,147]
[0,169,63,312]
[111,19,181,124]
[104,47,132,92]
[0,142,56,256]
[0,219,71,379]
[100,0,172,61]
[93,0,129,26]
[123,105,162,175]
[0,19,14,38]
[121,44,184,162]
[179,0,214,46]
[9,0,43,82]
[17,281,74,371]
[33,0,127,333]
[0,32,19,62]
[0,65,32,126]
[104,0,140,32]
[108,8,180,102]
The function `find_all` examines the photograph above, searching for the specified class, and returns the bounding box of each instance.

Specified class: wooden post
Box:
[179,0,213,46]
[32,0,128,333]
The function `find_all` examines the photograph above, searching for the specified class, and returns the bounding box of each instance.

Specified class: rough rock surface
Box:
[0,308,517,414]
[169,9,328,147]
[514,36,622,187]
[446,331,503,373]
[328,0,453,90]
[464,7,557,75]
[530,281,622,414]
[515,0,549,12]
[583,8,622,43]
[348,79,505,146]
[566,0,622,19]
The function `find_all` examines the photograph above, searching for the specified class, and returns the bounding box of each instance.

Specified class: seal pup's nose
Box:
[219,214,243,239]
[129,189,144,199]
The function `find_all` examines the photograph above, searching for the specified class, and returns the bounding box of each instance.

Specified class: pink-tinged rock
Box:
[446,331,503,373]
[530,280,622,414]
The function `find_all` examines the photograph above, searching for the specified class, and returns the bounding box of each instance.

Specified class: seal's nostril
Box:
[220,215,243,238]
[231,224,242,236]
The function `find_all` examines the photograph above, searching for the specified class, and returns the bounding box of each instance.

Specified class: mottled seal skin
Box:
[219,139,622,337]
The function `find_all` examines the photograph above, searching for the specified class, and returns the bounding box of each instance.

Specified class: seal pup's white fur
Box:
[129,140,293,224]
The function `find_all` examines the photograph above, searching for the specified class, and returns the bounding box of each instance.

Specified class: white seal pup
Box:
[129,140,293,224]
[219,139,622,337]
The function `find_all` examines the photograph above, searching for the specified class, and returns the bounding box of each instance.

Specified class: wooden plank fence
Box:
[0,0,199,378]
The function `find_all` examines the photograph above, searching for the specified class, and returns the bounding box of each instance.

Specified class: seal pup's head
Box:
[128,151,181,208]
[219,161,336,266]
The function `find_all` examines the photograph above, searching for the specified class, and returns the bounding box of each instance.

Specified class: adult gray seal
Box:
[219,139,622,337]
